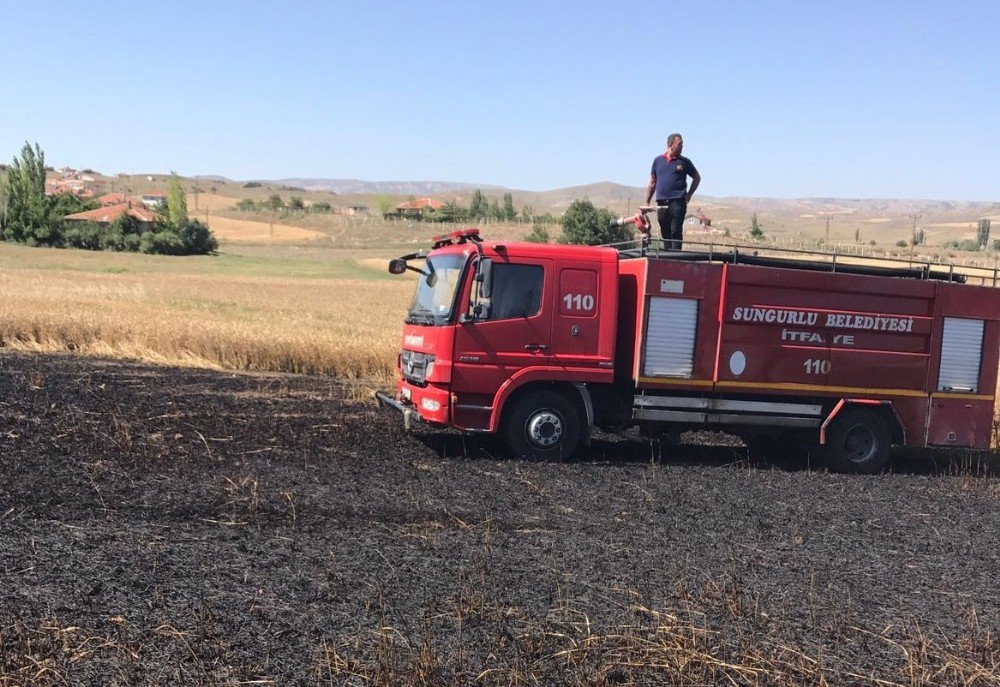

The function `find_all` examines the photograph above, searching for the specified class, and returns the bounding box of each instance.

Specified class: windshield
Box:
[405,253,467,325]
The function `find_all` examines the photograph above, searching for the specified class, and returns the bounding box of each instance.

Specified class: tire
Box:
[502,390,582,460]
[823,408,891,474]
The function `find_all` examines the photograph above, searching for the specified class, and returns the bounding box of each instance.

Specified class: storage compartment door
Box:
[642,297,698,378]
[937,317,984,392]
[929,317,988,447]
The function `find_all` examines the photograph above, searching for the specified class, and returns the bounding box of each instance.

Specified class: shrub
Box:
[523,225,550,243]
[177,220,218,255]
[141,230,184,255]
[944,239,981,252]
[63,223,104,250]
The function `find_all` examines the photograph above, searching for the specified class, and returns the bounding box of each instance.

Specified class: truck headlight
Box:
[421,398,441,412]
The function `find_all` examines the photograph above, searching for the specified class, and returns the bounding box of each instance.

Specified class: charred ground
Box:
[1,352,999,685]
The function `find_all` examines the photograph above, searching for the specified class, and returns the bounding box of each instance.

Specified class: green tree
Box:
[235,199,257,212]
[0,142,49,243]
[265,194,285,211]
[289,196,305,211]
[558,199,627,245]
[167,172,188,226]
[48,192,97,219]
[501,192,516,221]
[312,201,332,213]
[519,204,534,223]
[977,219,991,249]
[434,202,469,223]
[469,189,487,219]
[374,194,395,217]
[749,212,764,240]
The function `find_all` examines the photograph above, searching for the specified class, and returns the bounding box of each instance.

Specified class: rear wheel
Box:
[503,390,582,460]
[824,408,891,474]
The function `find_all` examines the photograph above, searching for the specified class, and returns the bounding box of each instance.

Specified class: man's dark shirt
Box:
[651,154,698,201]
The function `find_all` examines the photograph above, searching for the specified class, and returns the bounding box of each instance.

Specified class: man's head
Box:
[666,133,684,157]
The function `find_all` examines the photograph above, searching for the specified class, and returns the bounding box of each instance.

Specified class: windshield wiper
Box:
[406,309,435,325]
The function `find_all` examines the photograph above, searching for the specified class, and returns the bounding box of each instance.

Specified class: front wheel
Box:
[502,390,582,460]
[823,408,891,474]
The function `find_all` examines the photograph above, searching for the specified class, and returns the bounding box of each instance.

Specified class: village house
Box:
[64,200,157,232]
[141,193,167,208]
[393,197,445,218]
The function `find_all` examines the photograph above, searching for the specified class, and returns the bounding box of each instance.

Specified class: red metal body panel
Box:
[632,257,1000,448]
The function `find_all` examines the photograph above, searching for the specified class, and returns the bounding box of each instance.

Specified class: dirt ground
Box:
[2,352,1000,686]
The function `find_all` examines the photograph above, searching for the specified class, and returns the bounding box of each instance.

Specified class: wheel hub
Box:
[527,411,563,448]
[843,424,876,463]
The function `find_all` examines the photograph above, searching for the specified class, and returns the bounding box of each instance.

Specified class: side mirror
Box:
[388,258,407,275]
[478,258,494,299]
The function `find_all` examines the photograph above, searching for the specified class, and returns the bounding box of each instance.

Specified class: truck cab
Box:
[377,229,620,458]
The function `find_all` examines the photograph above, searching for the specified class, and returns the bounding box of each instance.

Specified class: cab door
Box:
[450,257,552,426]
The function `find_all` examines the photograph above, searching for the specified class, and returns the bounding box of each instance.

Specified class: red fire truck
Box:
[376,228,1000,473]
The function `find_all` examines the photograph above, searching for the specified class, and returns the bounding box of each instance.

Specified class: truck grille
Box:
[401,349,435,385]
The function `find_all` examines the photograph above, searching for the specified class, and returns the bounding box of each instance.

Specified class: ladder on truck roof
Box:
[608,237,1000,286]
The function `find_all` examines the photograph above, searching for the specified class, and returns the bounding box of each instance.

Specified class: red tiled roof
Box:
[45,181,92,198]
[65,202,157,224]
[396,197,445,211]
[98,193,129,205]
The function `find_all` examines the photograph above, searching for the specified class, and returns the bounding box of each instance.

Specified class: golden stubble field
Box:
[0,243,413,382]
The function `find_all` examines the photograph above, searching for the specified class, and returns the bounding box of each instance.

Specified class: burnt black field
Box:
[1,351,999,685]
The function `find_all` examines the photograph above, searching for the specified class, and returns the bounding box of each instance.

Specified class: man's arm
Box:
[686,170,701,202]
[645,174,656,205]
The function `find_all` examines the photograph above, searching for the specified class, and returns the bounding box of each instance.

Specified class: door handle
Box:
[523,343,548,352]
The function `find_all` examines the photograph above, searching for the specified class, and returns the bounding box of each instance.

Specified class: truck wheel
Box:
[503,390,582,460]
[824,408,891,474]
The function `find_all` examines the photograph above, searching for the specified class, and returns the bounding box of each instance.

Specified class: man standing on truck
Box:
[646,133,701,250]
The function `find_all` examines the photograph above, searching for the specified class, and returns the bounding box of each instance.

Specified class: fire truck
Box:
[376,228,1000,473]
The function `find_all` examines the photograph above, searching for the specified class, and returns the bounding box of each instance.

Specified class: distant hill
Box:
[271,178,507,195]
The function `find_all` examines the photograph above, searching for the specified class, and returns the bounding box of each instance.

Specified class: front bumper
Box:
[375,391,425,431]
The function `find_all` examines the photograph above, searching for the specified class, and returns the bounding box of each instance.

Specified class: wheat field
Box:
[0,243,412,381]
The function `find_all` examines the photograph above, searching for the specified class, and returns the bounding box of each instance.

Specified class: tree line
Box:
[384,190,557,224]
[234,195,332,213]
[0,142,217,255]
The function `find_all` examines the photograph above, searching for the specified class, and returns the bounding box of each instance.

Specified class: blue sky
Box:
[1,1,998,200]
